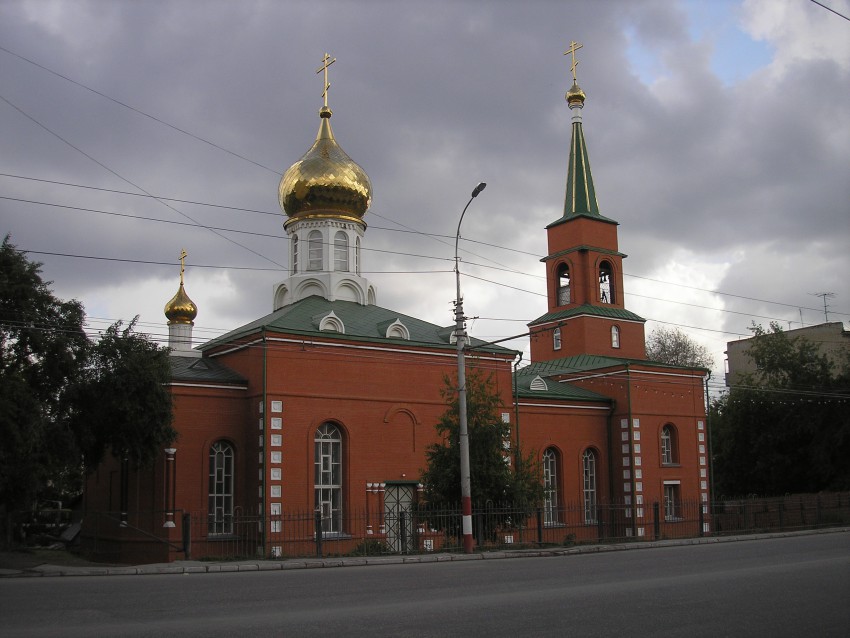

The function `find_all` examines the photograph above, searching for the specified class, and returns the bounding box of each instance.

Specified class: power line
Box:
[0,45,281,174]
[809,0,850,22]
[0,93,286,269]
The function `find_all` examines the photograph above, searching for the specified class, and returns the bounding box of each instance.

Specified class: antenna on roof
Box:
[810,292,835,323]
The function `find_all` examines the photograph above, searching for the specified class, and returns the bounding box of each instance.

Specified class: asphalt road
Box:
[2,532,848,637]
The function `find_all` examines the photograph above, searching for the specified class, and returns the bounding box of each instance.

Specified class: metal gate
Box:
[384,483,416,553]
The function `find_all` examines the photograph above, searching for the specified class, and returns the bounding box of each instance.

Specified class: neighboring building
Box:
[82,56,710,563]
[725,322,850,387]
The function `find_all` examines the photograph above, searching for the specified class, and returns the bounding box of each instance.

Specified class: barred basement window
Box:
[664,483,681,521]
[208,441,234,535]
[315,423,343,534]
[583,449,598,524]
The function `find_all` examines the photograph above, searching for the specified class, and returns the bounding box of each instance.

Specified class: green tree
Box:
[420,369,543,508]
[0,236,89,519]
[711,322,850,496]
[645,326,714,369]
[0,237,177,544]
[70,318,176,469]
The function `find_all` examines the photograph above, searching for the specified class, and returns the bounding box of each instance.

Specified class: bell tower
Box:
[529,43,646,362]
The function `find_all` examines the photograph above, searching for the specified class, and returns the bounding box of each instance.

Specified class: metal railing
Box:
[80,492,850,562]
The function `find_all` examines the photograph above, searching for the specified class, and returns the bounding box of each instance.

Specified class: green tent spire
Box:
[564,81,600,217]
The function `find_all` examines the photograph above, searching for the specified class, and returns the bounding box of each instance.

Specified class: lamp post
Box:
[455,181,486,554]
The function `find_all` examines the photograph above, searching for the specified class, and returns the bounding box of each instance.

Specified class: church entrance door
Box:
[384,483,416,554]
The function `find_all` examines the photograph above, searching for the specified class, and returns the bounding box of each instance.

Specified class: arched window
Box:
[308,230,323,271]
[599,261,614,304]
[334,231,349,272]
[315,423,343,534]
[208,441,234,535]
[582,449,598,524]
[556,263,571,305]
[553,327,562,351]
[543,448,559,525]
[292,235,299,274]
[611,325,620,348]
[355,237,361,275]
[661,424,678,465]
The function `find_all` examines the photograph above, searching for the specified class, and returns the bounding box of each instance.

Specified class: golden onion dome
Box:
[164,283,197,325]
[566,80,586,107]
[279,106,372,228]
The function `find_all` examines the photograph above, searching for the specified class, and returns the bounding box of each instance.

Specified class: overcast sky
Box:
[1,0,848,393]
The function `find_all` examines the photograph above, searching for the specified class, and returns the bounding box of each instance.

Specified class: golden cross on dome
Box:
[316,52,336,107]
[564,40,583,82]
[179,249,187,285]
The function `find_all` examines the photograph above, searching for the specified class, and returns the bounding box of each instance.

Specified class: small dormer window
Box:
[385,319,410,340]
[530,375,549,391]
[319,311,344,333]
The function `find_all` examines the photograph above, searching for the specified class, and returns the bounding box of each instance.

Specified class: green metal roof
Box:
[200,296,517,356]
[513,371,612,402]
[528,303,646,327]
[169,355,247,385]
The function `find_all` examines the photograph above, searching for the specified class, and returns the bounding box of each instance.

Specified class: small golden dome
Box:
[279,106,372,228]
[164,283,197,325]
[566,81,586,107]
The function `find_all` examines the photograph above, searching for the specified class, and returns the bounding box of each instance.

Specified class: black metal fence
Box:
[81,492,850,562]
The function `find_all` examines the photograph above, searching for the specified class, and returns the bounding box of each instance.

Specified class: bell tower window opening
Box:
[599,261,614,304]
[292,235,299,274]
[556,263,571,305]
[334,231,349,272]
[611,325,620,348]
[308,230,323,271]
[553,327,562,351]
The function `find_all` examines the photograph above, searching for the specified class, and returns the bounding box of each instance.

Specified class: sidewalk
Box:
[2,526,847,578]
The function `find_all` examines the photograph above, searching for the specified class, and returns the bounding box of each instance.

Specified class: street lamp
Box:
[454,181,486,554]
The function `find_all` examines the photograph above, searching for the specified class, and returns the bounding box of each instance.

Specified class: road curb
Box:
[3,526,848,578]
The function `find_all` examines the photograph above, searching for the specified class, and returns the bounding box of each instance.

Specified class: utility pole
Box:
[455,181,486,554]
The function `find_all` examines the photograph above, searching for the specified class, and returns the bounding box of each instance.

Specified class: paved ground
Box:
[1,526,847,578]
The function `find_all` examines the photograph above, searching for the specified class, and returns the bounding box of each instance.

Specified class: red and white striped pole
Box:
[454,182,486,554]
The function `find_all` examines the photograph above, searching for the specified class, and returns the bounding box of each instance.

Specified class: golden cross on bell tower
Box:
[316,52,336,107]
[564,40,583,83]
[179,249,187,286]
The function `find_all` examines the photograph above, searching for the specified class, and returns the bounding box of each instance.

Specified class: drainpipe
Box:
[261,327,268,556]
[512,353,523,471]
[705,371,715,505]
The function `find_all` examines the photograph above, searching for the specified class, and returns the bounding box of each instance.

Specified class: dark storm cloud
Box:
[0,0,846,354]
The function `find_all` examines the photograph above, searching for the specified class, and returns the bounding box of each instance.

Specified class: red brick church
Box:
[82,53,710,562]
